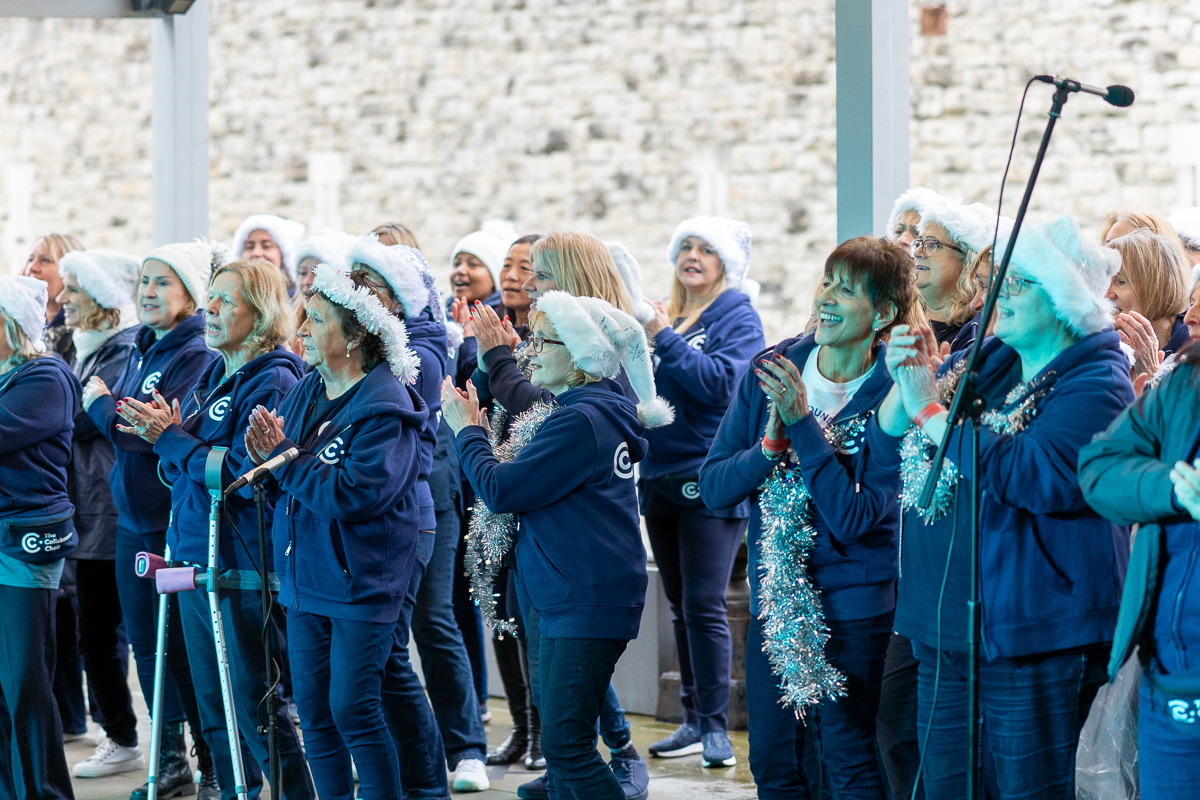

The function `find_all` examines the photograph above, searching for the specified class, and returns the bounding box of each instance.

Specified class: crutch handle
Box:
[134,551,168,578]
[155,566,199,594]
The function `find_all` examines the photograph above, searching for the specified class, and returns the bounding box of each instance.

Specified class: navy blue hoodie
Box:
[700,335,900,621]
[404,309,449,531]
[154,348,305,569]
[0,356,81,522]
[868,331,1135,658]
[87,313,217,534]
[455,380,649,640]
[269,363,428,623]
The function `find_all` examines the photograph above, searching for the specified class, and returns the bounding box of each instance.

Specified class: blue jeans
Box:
[746,611,892,799]
[911,640,1106,800]
[411,506,487,768]
[1138,671,1200,799]
[178,588,314,800]
[114,528,201,732]
[382,529,449,800]
[645,513,746,733]
[287,610,398,800]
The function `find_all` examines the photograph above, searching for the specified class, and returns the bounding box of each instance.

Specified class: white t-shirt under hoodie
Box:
[802,346,874,431]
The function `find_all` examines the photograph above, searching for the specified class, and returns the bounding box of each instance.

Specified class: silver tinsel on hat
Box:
[757,414,870,715]
[464,399,558,638]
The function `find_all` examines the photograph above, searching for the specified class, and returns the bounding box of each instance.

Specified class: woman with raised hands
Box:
[1104,228,1191,380]
[116,259,312,800]
[244,265,426,800]
[443,290,671,800]
[699,236,921,798]
[84,239,222,800]
[869,217,1134,799]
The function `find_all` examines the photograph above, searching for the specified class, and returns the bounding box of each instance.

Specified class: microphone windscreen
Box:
[1106,85,1135,107]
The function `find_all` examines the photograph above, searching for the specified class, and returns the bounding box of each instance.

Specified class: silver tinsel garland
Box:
[757,414,868,715]
[464,400,558,638]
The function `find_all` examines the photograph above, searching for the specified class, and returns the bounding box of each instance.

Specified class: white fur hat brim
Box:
[0,275,49,352]
[885,187,960,238]
[296,230,358,275]
[606,241,655,324]
[918,199,999,256]
[666,217,753,300]
[59,249,141,310]
[1001,215,1120,337]
[348,235,431,319]
[1170,207,1200,248]
[233,215,306,278]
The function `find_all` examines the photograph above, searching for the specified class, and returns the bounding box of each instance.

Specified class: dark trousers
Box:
[911,640,1106,800]
[412,505,487,769]
[178,588,315,800]
[0,584,75,800]
[76,558,138,747]
[747,611,893,799]
[114,528,202,733]
[1138,671,1200,799]
[645,512,745,733]
[52,587,87,735]
[876,633,921,800]
[382,529,449,800]
[287,610,398,800]
[452,511,488,709]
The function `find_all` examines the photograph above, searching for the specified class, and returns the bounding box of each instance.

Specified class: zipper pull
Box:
[284,541,292,557]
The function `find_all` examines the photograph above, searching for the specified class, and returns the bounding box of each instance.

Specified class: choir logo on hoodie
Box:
[319,436,345,465]
[614,442,634,479]
[141,371,162,395]
[209,396,231,422]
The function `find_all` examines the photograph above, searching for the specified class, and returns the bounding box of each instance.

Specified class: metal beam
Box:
[836,0,911,241]
[0,1,156,18]
[150,0,209,245]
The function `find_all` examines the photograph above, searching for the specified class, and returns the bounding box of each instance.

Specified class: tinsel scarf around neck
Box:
[756,412,869,714]
[464,399,558,638]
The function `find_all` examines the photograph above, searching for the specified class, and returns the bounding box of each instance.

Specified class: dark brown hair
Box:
[822,236,926,340]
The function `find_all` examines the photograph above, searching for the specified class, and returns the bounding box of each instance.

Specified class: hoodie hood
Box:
[556,381,649,464]
[193,346,306,400]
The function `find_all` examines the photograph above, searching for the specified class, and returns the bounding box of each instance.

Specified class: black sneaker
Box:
[517,772,549,800]
[609,743,650,800]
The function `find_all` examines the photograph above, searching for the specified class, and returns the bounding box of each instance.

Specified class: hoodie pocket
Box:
[523,535,575,609]
[292,509,352,602]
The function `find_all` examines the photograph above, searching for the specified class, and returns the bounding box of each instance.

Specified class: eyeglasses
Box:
[997,275,1040,296]
[910,237,965,257]
[529,336,565,353]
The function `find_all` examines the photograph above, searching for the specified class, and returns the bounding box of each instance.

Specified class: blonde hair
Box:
[209,260,295,354]
[32,233,85,263]
[1106,229,1191,324]
[1100,208,1188,254]
[1,310,42,365]
[530,232,635,315]
[373,222,421,249]
[526,310,599,389]
[666,234,727,335]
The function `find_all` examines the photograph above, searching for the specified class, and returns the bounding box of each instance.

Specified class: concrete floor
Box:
[63,677,758,800]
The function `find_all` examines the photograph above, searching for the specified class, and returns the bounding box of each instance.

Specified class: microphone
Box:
[1034,75,1134,107]
[225,447,300,495]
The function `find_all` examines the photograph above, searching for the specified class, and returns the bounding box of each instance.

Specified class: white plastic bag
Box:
[1076,652,1140,800]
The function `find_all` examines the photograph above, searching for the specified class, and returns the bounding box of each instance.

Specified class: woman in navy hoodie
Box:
[84,239,221,799]
[640,217,765,767]
[245,265,426,800]
[700,237,922,798]
[0,275,81,800]
[444,290,672,800]
[117,259,312,800]
[870,217,1134,800]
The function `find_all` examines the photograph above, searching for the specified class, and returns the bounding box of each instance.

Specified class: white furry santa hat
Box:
[917,199,1000,258]
[451,219,518,291]
[141,238,232,308]
[666,217,758,303]
[295,230,358,275]
[606,241,655,324]
[232,215,306,279]
[534,290,674,428]
[999,215,1121,337]
[0,276,49,353]
[348,235,464,351]
[1170,207,1200,250]
[886,187,960,239]
[59,249,140,310]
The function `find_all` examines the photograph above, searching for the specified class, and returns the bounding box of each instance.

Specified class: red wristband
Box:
[762,434,791,452]
[914,402,947,430]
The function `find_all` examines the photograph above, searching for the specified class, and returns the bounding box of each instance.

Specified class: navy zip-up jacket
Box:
[870,331,1135,659]
[699,335,900,621]
[0,356,81,522]
[269,363,428,623]
[404,310,449,531]
[456,380,649,640]
[154,348,305,569]
[87,313,217,535]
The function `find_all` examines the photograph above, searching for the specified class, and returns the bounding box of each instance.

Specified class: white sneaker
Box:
[452,758,490,792]
[72,738,146,778]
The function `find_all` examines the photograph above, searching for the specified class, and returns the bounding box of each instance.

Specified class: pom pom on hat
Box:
[0,275,49,353]
[59,249,140,310]
[1170,207,1200,249]
[296,230,358,275]
[142,238,232,308]
[534,290,674,428]
[451,219,517,291]
[232,215,306,279]
[606,241,655,324]
[666,217,755,300]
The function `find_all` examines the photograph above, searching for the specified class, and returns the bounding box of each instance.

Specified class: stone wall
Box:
[3,0,1200,341]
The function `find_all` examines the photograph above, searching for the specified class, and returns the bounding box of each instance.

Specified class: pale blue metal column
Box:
[836,0,910,242]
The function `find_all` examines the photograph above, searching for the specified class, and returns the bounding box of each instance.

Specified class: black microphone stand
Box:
[915,82,1072,800]
[251,480,281,794]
